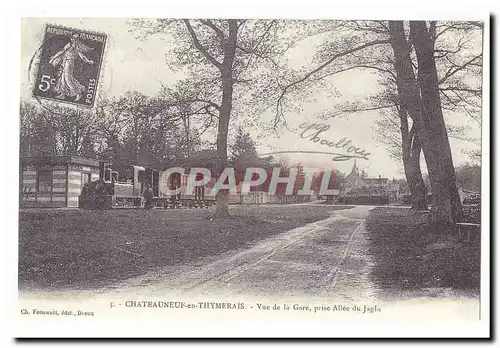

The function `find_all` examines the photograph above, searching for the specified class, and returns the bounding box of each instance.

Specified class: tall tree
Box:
[181,19,238,217]
[19,102,39,157]
[387,21,465,222]
[409,21,463,223]
[308,21,480,211]
[231,127,261,186]
[273,20,481,223]
[133,19,296,217]
[19,102,61,157]
[231,127,259,161]
[52,106,100,157]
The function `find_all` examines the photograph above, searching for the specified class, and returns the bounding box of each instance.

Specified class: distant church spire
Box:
[351,159,359,175]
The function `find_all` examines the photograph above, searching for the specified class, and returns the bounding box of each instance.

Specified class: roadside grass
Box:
[365,207,481,300]
[19,205,352,291]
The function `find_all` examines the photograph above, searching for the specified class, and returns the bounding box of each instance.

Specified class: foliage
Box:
[455,163,481,193]
[311,169,346,193]
[20,90,204,169]
[20,101,99,158]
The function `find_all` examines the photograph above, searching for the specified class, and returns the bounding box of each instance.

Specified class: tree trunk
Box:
[215,19,238,218]
[411,133,428,208]
[400,111,427,210]
[409,21,463,223]
[389,20,462,224]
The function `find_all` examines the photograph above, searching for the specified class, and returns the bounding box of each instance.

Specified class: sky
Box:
[20,18,483,179]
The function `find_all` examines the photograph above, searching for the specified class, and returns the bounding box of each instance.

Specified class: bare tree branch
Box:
[317,103,395,120]
[199,19,225,41]
[235,20,279,78]
[438,54,482,85]
[274,38,390,126]
[192,97,221,110]
[183,19,223,69]
[284,39,390,91]
[313,64,397,82]
[440,86,482,95]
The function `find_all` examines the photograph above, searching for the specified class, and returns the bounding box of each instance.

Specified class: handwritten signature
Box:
[296,122,371,161]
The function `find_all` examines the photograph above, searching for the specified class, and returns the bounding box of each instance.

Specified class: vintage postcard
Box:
[14,12,490,338]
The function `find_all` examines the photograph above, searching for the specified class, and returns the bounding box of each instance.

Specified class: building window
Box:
[37,169,52,193]
[82,172,91,185]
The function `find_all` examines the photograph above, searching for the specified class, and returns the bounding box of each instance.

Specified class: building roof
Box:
[20,155,100,167]
[364,177,389,182]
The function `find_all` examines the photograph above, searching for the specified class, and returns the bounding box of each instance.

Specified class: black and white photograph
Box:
[11,7,490,338]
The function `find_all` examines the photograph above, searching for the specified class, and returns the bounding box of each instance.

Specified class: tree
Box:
[307,21,480,211]
[230,127,262,186]
[292,163,306,196]
[273,20,482,223]
[311,169,345,195]
[455,164,481,193]
[19,102,41,156]
[96,92,193,168]
[21,101,110,160]
[182,19,237,217]
[374,21,481,210]
[409,21,464,223]
[19,102,84,157]
[132,19,297,217]
[272,20,432,208]
[52,105,100,157]
[385,22,430,211]
[186,148,219,172]
[231,127,259,161]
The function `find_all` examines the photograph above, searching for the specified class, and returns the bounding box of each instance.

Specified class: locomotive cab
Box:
[112,164,146,197]
[102,166,118,183]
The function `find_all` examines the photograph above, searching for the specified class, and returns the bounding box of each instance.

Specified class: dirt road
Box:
[95,205,378,302]
[19,204,480,323]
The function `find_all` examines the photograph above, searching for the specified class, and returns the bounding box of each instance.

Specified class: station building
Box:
[19,156,100,208]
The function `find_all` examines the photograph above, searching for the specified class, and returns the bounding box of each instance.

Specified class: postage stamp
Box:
[32,24,107,108]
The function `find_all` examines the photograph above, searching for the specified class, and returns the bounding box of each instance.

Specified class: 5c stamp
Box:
[32,24,107,108]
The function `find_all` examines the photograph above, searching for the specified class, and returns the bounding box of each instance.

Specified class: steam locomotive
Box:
[79,162,216,209]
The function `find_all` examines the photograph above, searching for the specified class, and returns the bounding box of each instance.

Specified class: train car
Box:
[79,162,217,209]
[157,170,217,209]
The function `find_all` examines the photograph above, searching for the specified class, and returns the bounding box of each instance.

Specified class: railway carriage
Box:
[79,162,216,209]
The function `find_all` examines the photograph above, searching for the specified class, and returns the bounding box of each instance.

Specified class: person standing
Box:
[144,184,154,210]
[195,172,205,203]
